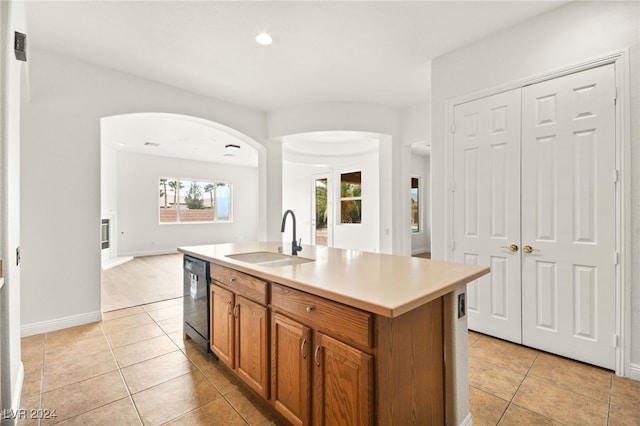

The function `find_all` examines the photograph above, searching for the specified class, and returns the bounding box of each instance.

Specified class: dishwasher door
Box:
[183,255,210,351]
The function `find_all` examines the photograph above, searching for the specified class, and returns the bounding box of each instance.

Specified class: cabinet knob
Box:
[230,277,236,283]
[306,306,314,313]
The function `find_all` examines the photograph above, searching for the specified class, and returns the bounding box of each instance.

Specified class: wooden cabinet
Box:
[236,295,269,398]
[209,262,445,426]
[210,265,269,399]
[210,283,234,368]
[313,332,373,425]
[271,313,311,426]
[271,284,374,426]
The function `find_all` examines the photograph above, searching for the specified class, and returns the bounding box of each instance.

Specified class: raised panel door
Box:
[521,64,616,369]
[235,295,269,398]
[453,88,523,343]
[313,332,373,426]
[210,283,235,368]
[271,313,311,426]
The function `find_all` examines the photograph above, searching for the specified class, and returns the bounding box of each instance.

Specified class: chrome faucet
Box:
[281,209,302,256]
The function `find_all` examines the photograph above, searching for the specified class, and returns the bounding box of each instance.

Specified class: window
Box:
[411,177,420,233]
[340,171,362,224]
[159,178,232,223]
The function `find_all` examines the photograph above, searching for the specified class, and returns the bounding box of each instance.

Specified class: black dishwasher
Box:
[183,255,210,352]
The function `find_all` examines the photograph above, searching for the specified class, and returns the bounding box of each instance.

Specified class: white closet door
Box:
[453,89,522,343]
[521,64,616,369]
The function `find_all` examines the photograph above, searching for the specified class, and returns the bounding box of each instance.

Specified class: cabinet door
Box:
[313,332,373,426]
[271,313,311,426]
[210,284,234,368]
[235,295,269,398]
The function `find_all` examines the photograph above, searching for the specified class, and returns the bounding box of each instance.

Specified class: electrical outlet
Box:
[457,293,466,319]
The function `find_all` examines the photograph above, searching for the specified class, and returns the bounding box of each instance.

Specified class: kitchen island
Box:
[179,242,489,425]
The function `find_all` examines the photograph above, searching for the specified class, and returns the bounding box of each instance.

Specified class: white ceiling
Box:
[25,1,567,112]
[102,113,260,166]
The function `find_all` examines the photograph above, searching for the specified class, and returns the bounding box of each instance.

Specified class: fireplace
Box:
[101,219,110,250]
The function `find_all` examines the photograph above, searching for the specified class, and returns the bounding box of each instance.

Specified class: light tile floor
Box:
[19,299,281,426]
[468,331,640,425]
[20,304,640,425]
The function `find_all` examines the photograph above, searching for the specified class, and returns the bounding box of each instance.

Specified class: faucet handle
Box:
[296,238,303,251]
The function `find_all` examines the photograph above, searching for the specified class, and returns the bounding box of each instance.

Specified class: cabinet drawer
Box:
[211,263,267,305]
[271,283,373,349]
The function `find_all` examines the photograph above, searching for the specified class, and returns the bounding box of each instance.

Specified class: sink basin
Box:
[226,251,314,267]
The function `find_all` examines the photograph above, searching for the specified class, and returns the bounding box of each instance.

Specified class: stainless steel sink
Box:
[226,251,314,267]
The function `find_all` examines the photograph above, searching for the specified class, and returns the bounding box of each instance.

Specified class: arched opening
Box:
[100,112,261,311]
[282,131,386,253]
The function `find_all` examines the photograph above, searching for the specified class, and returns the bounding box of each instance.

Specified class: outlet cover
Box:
[457,293,466,319]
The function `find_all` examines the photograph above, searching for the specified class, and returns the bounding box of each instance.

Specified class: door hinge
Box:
[614,86,618,104]
[450,125,456,134]
[614,334,619,348]
[614,169,619,183]
[451,241,456,251]
[450,182,456,192]
[614,252,620,265]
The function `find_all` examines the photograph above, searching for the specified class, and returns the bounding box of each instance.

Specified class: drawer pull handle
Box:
[301,338,307,359]
[306,306,314,313]
[233,304,239,318]
[227,300,232,315]
[314,345,321,367]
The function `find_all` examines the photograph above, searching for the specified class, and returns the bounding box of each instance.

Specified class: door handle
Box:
[523,245,540,254]
[314,345,321,367]
[301,338,307,359]
[500,244,519,252]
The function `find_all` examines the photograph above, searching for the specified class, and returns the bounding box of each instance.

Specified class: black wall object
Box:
[14,31,26,62]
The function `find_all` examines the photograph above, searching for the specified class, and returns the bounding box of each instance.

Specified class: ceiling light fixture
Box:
[225,144,241,151]
[255,32,273,46]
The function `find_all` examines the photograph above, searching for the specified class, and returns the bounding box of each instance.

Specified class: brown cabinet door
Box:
[235,295,269,398]
[210,284,235,368]
[271,313,311,426]
[313,332,373,426]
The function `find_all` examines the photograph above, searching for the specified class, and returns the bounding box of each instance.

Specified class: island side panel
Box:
[375,297,444,425]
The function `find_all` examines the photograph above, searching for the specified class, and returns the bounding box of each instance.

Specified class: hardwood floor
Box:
[101,253,183,312]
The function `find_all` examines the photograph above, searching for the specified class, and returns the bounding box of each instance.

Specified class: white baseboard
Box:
[459,412,473,426]
[411,248,431,255]
[101,256,133,271]
[119,249,179,258]
[21,310,103,337]
[2,362,25,425]
[626,363,640,381]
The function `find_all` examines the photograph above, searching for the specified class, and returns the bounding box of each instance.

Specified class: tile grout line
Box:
[494,350,541,425]
[99,322,145,426]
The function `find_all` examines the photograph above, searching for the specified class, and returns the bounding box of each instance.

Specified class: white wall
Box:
[410,149,430,254]
[117,151,258,256]
[1,0,26,411]
[20,48,267,335]
[430,2,640,420]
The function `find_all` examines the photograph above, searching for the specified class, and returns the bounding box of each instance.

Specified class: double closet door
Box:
[453,64,616,369]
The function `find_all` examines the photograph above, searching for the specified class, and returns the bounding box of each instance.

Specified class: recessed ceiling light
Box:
[255,33,273,46]
[225,144,241,151]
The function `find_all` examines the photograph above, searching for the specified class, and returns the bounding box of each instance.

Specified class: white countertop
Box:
[179,242,489,318]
